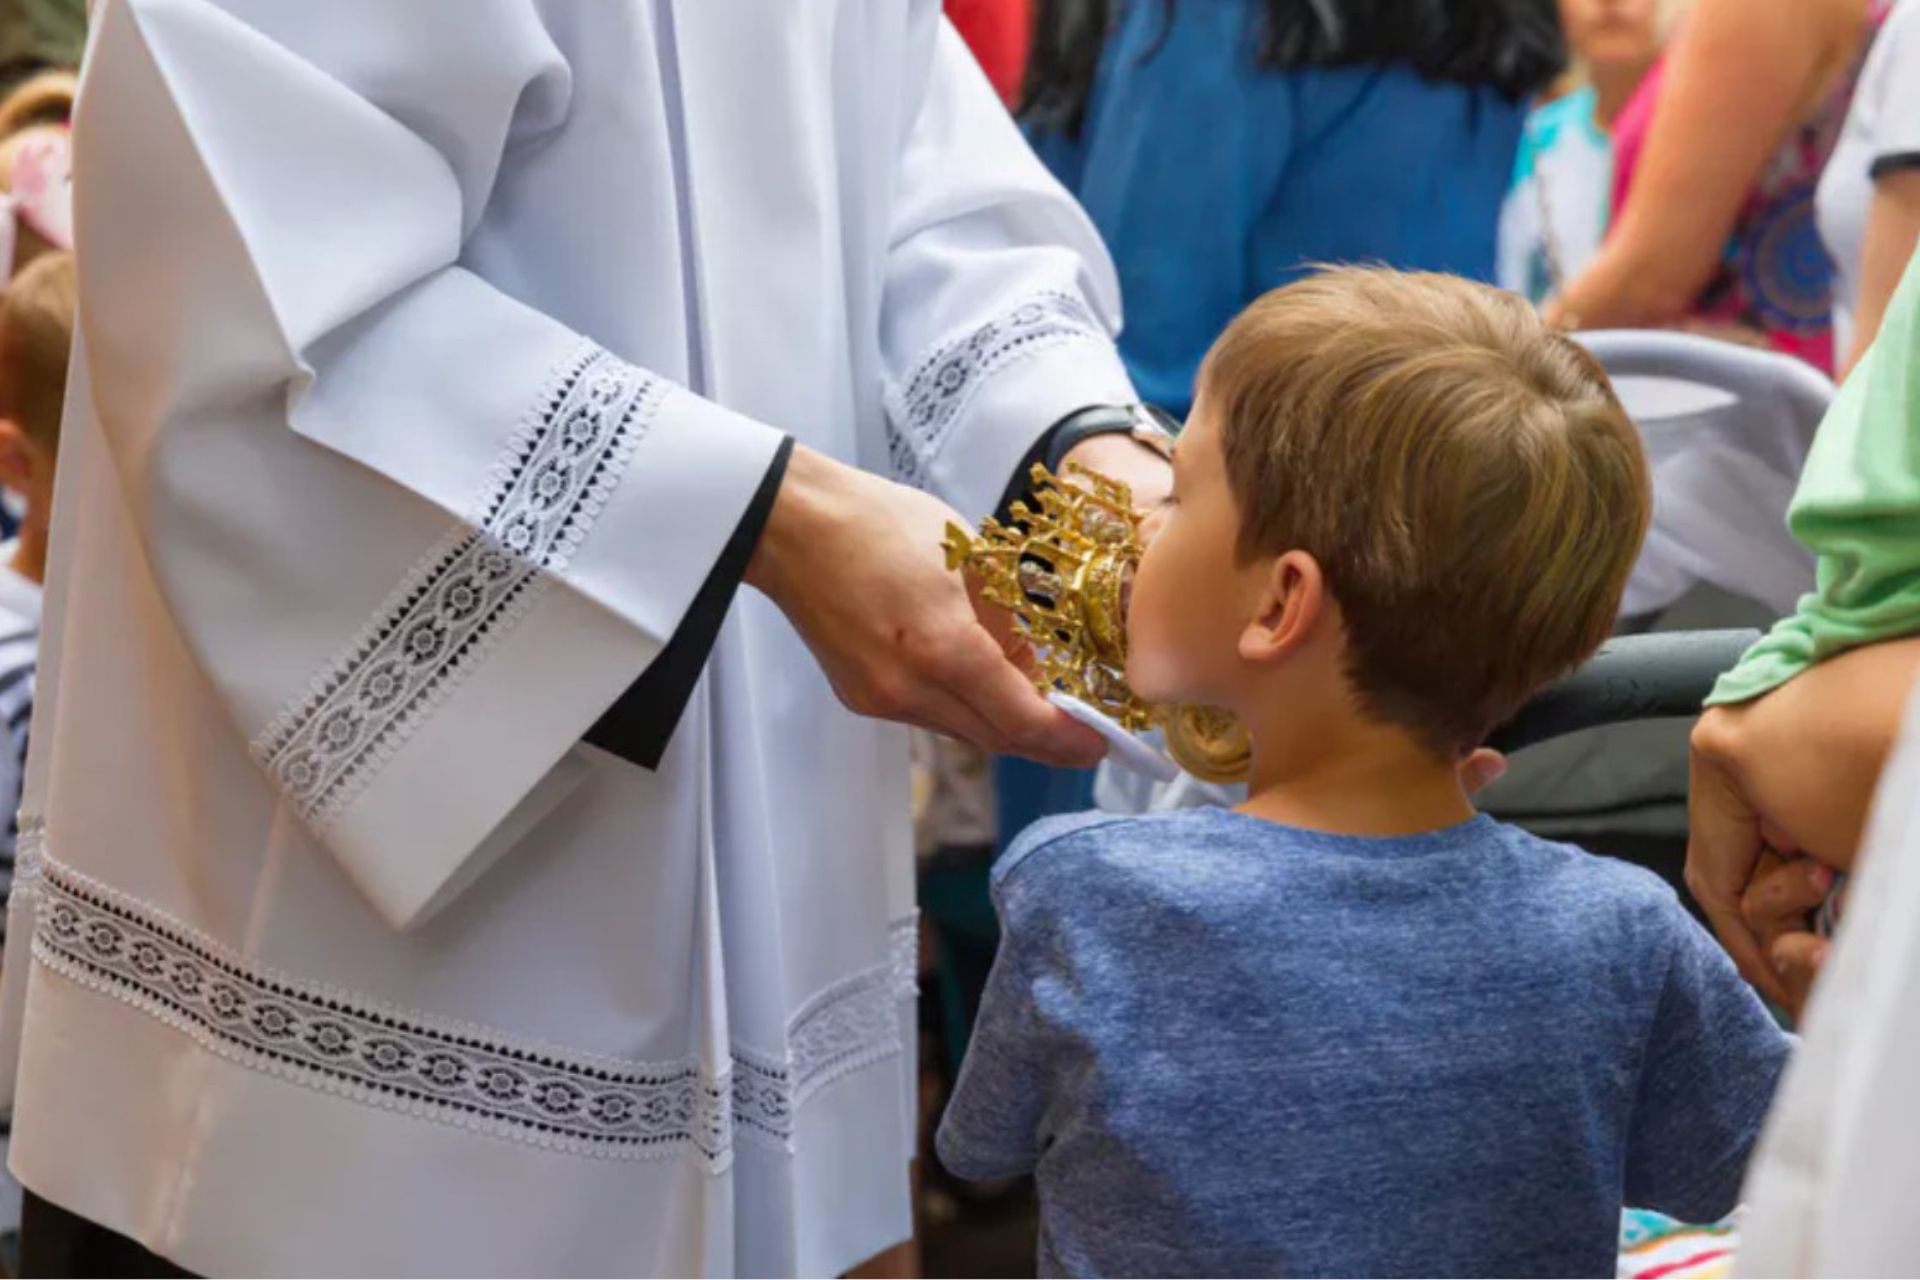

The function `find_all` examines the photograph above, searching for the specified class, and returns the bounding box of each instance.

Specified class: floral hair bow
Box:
[0,125,74,269]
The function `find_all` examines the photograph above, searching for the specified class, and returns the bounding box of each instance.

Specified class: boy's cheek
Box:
[1124,641,1181,707]
[1125,562,1196,705]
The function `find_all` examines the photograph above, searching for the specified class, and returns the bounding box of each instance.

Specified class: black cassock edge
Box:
[589,404,1160,771]
[584,435,796,770]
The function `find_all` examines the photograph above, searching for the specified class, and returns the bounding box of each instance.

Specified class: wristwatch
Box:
[1042,403,1177,473]
[995,403,1178,520]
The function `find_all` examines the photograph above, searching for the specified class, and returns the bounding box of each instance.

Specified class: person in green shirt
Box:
[1689,240,1920,1015]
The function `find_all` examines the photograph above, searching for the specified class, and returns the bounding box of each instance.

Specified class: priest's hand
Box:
[746,445,1107,767]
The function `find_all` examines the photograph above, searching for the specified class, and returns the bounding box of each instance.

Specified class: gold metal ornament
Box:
[942,463,1252,785]
[1158,702,1253,787]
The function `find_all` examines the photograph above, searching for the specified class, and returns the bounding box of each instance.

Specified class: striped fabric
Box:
[0,555,40,940]
[1618,1208,1740,1280]
[0,619,33,923]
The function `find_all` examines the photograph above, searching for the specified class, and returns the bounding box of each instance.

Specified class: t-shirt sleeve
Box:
[935,904,1051,1180]
[934,822,1110,1183]
[1623,894,1794,1220]
[1708,244,1920,705]
[1868,8,1920,177]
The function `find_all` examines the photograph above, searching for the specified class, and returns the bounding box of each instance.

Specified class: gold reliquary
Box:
[942,463,1251,785]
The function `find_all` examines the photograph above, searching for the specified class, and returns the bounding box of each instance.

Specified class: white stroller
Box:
[1098,331,1835,897]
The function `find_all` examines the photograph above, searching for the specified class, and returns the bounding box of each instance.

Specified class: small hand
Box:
[1738,852,1836,1020]
[746,446,1106,766]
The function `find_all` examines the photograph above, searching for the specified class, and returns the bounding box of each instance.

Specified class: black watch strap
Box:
[995,404,1177,521]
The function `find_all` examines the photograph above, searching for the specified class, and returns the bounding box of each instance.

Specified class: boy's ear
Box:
[1238,550,1326,666]
[0,418,32,493]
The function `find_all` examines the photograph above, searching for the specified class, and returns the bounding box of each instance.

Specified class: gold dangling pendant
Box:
[943,463,1252,785]
[1158,703,1252,785]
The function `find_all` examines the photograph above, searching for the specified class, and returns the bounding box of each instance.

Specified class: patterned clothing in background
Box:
[1618,1209,1740,1279]
[1608,1,1893,372]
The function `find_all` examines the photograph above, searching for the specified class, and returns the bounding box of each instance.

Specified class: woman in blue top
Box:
[1024,0,1565,416]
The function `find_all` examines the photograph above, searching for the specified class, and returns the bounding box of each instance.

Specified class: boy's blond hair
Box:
[1204,267,1651,755]
[0,249,75,450]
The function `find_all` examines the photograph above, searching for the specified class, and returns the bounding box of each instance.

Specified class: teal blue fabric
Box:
[1512,87,1606,183]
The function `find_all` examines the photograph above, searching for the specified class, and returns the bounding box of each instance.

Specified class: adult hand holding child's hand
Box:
[1687,637,1920,1009]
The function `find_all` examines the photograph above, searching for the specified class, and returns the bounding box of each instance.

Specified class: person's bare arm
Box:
[1548,0,1865,331]
[1840,170,1920,378]
[1687,636,1920,1002]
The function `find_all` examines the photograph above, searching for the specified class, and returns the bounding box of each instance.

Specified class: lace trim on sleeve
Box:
[885,291,1107,488]
[251,343,662,829]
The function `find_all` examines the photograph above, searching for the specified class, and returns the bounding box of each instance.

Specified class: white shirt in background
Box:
[1816,0,1920,357]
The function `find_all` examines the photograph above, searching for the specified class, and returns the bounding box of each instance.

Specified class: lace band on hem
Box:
[30,849,916,1167]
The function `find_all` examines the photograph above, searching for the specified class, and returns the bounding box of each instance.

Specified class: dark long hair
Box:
[1022,0,1568,138]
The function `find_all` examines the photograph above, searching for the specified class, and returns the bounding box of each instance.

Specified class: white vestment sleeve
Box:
[880,20,1137,522]
[75,0,784,928]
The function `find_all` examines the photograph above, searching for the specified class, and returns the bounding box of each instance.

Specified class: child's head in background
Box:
[1128,267,1650,794]
[0,250,75,582]
[1558,0,1666,81]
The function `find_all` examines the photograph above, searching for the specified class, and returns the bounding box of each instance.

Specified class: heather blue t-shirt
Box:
[936,809,1792,1278]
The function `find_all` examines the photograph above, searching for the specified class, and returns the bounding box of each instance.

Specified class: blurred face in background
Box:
[1558,0,1663,73]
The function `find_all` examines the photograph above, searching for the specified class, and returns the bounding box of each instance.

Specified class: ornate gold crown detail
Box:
[942,463,1251,784]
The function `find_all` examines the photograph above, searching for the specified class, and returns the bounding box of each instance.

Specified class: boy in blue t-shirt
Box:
[936,267,1792,1278]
